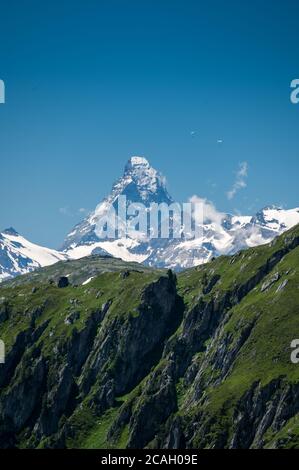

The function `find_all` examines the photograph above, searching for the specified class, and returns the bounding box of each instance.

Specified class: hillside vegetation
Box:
[1,225,299,448]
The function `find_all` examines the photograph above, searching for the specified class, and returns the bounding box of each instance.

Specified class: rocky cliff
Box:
[1,224,299,449]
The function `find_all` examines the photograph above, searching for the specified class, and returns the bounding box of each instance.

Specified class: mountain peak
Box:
[61,156,173,252]
[118,156,171,203]
[126,156,149,169]
[261,205,283,211]
[2,227,19,236]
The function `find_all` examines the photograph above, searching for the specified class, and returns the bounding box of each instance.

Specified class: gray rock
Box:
[64,311,80,325]
[120,270,130,279]
[276,279,288,292]
[261,272,280,292]
[57,277,69,288]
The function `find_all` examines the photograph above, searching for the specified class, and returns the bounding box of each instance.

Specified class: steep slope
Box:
[0,228,67,282]
[0,260,181,448]
[0,225,299,448]
[103,224,299,449]
[62,156,173,263]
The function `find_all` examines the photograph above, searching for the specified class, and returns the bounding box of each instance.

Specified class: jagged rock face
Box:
[118,157,173,206]
[0,267,182,448]
[1,224,299,449]
[61,156,173,252]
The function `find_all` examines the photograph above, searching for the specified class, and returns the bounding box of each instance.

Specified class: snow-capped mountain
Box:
[62,156,299,270]
[144,206,299,269]
[62,156,173,262]
[1,157,299,281]
[0,228,67,282]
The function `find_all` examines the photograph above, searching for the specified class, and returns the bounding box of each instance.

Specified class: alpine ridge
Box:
[1,157,299,281]
[1,224,299,448]
[0,228,67,282]
[62,156,299,270]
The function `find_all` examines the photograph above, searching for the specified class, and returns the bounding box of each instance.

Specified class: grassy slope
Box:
[0,263,163,449]
[0,269,159,354]
[77,224,299,448]
[1,226,299,448]
[1,255,156,289]
[175,226,299,448]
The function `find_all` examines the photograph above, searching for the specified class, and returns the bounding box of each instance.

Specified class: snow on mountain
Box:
[2,157,299,281]
[62,156,299,270]
[141,207,299,270]
[0,228,67,282]
[251,206,299,231]
[62,156,173,261]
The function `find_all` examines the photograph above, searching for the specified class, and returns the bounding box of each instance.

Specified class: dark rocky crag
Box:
[1,225,299,449]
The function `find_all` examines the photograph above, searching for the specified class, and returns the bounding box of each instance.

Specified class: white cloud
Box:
[60,207,90,217]
[78,207,89,215]
[59,206,72,216]
[227,161,248,200]
[189,195,225,226]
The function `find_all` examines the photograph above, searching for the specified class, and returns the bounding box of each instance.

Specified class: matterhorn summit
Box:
[120,156,173,204]
[102,155,173,206]
[61,157,174,261]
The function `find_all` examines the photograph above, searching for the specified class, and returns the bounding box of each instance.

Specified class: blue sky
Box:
[0,0,298,248]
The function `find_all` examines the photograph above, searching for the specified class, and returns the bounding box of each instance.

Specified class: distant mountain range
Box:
[62,156,299,268]
[1,156,299,281]
[0,228,67,282]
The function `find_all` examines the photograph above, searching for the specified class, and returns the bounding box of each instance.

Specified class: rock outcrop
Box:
[1,224,299,449]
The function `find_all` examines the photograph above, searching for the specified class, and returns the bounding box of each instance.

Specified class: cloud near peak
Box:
[227,161,248,200]
[189,195,225,225]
